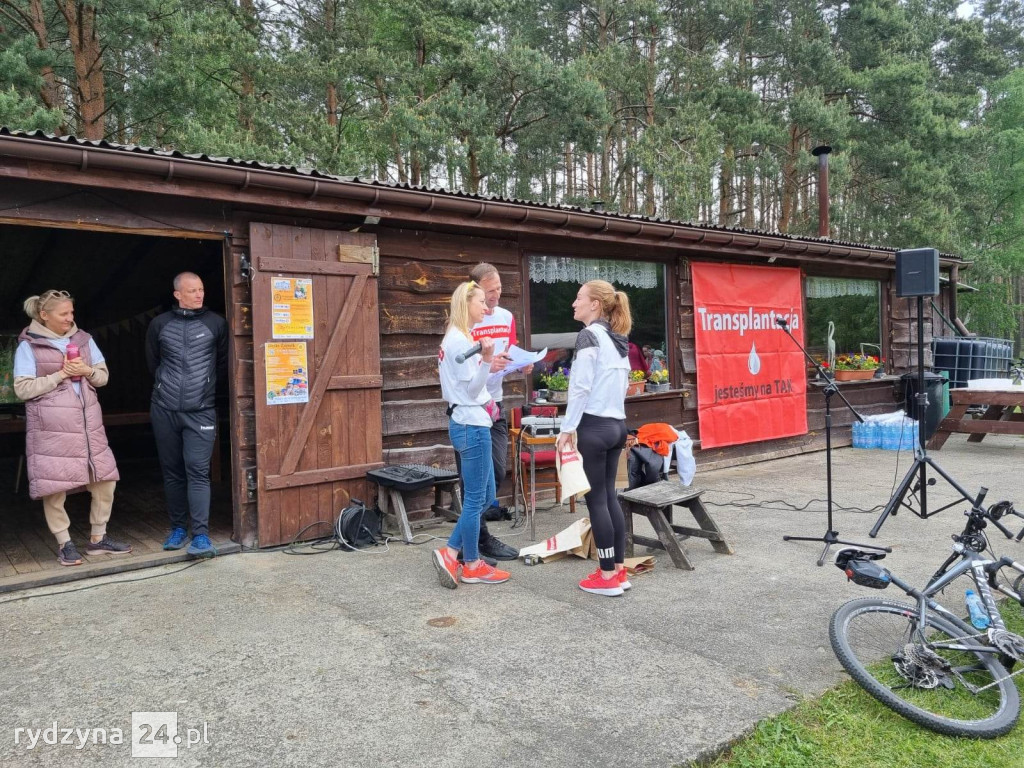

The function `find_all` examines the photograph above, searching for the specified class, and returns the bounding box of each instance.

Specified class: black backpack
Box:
[337,499,382,550]
[627,444,665,489]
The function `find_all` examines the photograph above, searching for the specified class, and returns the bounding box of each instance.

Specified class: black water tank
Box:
[901,372,946,440]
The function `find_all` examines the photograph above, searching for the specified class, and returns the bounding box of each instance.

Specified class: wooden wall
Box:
[0,173,953,543]
[375,227,526,513]
[889,285,936,373]
[224,221,258,546]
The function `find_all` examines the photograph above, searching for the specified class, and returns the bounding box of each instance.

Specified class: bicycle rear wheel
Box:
[830,597,1020,738]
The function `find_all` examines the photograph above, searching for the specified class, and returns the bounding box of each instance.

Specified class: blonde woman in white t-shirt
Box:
[433,281,511,588]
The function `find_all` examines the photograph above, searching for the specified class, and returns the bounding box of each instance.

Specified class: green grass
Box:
[696,600,1024,768]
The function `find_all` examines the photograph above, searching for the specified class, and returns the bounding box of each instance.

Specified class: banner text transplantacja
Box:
[691,263,808,449]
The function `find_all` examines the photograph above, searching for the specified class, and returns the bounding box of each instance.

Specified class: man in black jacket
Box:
[146,272,228,558]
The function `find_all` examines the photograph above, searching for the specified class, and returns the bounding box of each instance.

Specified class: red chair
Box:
[510,407,577,515]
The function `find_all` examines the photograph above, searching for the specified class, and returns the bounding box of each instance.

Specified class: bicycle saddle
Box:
[834,548,891,589]
[834,547,887,566]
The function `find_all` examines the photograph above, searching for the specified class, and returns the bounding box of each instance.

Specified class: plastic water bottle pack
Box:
[852,412,918,451]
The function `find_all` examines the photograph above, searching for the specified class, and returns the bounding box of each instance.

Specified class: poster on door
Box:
[691,262,807,448]
[271,277,314,339]
[265,342,309,405]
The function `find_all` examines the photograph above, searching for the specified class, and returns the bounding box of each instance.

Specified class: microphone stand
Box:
[776,319,892,566]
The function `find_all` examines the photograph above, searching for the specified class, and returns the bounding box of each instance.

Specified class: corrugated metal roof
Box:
[0,127,961,260]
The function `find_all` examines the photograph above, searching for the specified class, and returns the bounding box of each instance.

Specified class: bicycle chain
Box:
[990,629,1024,661]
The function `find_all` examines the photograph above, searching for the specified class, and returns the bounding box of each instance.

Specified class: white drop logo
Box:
[748,342,761,375]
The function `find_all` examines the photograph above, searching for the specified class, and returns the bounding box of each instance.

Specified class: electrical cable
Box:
[0,560,204,605]
[86,190,231,237]
[278,501,424,556]
[0,189,229,238]
[703,492,885,516]
[0,191,81,214]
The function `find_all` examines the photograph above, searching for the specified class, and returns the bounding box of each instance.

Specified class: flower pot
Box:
[548,389,568,403]
[832,369,877,382]
[645,381,670,393]
[626,381,645,397]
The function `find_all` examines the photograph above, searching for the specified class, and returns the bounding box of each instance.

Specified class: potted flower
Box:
[646,368,670,393]
[540,367,570,402]
[831,353,883,381]
[627,369,646,397]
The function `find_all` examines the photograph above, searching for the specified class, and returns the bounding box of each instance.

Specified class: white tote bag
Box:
[555,435,591,503]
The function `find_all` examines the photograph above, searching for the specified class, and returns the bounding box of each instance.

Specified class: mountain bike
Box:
[829,487,1024,738]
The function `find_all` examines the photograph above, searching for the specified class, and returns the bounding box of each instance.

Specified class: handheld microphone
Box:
[775,317,789,329]
[455,342,483,364]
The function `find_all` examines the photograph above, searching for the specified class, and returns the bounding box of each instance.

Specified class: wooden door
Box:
[250,223,383,546]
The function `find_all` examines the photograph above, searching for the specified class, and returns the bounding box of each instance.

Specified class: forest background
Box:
[1,0,1022,348]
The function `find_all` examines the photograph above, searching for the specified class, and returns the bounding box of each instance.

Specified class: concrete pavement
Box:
[2,433,1023,767]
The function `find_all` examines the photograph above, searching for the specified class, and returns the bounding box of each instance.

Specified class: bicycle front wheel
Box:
[830,597,1020,738]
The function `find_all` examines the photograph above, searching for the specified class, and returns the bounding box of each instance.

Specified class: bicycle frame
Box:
[883,548,1024,656]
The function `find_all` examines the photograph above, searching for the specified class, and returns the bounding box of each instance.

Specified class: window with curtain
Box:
[805,276,881,357]
[527,255,667,384]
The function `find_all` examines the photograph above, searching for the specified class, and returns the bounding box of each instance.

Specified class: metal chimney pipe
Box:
[811,145,832,238]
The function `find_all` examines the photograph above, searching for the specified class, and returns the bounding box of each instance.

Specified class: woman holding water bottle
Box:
[13,290,128,566]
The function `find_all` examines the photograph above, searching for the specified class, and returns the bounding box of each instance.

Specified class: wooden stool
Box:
[368,465,462,544]
[618,481,733,570]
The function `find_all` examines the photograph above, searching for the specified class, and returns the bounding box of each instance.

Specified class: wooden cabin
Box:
[0,129,968,563]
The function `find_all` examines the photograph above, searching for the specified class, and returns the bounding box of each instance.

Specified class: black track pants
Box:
[576,413,627,572]
[151,403,216,537]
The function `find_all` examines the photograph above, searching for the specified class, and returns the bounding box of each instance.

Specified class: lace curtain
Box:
[529,255,661,289]
[806,276,878,298]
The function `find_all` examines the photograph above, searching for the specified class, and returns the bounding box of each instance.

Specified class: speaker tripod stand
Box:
[776,318,892,565]
[868,294,977,537]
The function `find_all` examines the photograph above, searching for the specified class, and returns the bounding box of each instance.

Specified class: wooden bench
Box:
[618,481,733,570]
[367,465,462,544]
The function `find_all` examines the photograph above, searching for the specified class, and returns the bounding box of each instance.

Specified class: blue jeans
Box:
[448,420,496,562]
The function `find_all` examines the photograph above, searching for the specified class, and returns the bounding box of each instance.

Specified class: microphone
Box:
[455,342,483,364]
[775,317,789,329]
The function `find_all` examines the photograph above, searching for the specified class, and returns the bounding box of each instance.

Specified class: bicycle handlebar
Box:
[974,486,989,512]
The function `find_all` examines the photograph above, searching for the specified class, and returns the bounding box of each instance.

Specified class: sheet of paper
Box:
[487,345,546,385]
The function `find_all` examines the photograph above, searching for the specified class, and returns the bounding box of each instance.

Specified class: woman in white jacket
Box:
[433,281,511,589]
[556,280,632,596]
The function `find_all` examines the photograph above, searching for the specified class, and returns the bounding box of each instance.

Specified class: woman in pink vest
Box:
[14,290,129,566]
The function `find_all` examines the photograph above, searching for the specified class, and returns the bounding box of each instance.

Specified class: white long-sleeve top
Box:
[439,327,492,427]
[561,320,629,434]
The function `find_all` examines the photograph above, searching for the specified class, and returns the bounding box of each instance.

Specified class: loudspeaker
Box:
[895,248,939,297]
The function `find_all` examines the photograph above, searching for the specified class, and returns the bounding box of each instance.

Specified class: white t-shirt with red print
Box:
[470,305,516,402]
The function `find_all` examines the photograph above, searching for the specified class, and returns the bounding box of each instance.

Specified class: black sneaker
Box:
[457,551,498,567]
[85,535,132,555]
[483,506,514,522]
[478,535,519,561]
[57,541,83,566]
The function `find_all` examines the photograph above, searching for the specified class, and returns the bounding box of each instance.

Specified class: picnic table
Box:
[928,388,1024,450]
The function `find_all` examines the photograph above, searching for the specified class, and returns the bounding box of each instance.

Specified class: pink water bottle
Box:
[66,343,82,381]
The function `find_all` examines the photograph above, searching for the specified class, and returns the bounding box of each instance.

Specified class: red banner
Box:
[691,263,807,448]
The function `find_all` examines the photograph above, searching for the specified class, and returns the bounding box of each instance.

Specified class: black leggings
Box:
[576,413,627,572]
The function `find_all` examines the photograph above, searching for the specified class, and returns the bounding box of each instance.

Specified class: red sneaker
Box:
[432,548,460,590]
[460,560,510,584]
[579,569,624,596]
[616,568,632,591]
